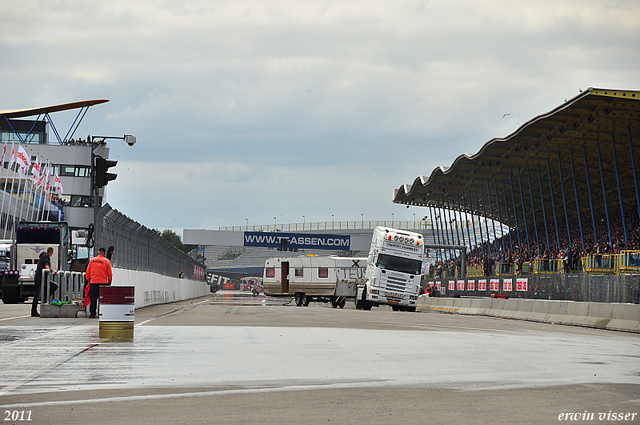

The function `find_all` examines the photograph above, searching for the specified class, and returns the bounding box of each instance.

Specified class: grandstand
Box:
[392,87,640,303]
[393,88,640,259]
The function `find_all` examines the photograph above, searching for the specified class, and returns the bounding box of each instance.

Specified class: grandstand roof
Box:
[393,88,640,227]
[0,99,109,119]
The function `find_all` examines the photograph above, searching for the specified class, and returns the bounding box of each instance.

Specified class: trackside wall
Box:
[417,297,640,333]
[111,268,210,309]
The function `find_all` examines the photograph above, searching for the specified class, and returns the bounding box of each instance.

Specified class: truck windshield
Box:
[376,253,421,275]
[16,227,61,244]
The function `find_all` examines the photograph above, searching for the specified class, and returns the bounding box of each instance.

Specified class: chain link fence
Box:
[95,204,205,280]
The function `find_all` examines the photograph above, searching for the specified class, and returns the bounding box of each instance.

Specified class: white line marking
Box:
[0,381,391,408]
[0,315,31,321]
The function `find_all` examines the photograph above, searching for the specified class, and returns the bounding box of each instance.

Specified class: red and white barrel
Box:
[99,286,135,340]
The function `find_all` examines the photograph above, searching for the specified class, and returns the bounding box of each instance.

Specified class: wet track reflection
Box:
[208,292,293,307]
[1,293,639,410]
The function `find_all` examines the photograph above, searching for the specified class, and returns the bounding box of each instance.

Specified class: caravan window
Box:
[265,267,275,278]
[295,268,303,277]
[318,267,328,278]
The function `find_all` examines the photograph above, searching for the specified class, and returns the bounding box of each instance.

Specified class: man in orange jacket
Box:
[84,247,113,318]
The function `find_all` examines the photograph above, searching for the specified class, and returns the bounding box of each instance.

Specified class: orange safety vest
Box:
[86,253,113,285]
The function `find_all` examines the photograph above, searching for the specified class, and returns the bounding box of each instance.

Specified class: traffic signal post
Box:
[89,134,135,249]
[94,155,118,188]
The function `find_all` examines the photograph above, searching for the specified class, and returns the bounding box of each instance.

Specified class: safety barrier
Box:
[40,270,86,318]
[533,258,563,274]
[39,270,85,303]
[616,251,640,275]
[466,265,484,277]
[583,254,617,275]
[495,262,516,276]
[96,204,206,281]
[111,268,210,309]
[417,296,640,333]
[424,273,640,304]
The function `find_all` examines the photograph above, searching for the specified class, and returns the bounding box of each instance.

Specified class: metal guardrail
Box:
[617,250,640,275]
[533,258,563,274]
[582,254,616,275]
[40,270,85,303]
[466,265,484,277]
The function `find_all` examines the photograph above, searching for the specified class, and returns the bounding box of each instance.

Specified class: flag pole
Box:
[16,145,31,225]
[35,161,46,222]
[9,143,21,234]
[0,142,9,239]
[28,149,37,222]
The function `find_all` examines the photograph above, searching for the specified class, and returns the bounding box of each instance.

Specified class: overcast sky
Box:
[1,0,638,234]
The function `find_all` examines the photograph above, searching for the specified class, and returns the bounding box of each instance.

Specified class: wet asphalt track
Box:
[1,292,639,425]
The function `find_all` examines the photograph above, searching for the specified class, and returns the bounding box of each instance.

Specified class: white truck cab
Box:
[356,226,425,312]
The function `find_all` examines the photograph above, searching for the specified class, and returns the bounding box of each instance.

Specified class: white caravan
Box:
[263,255,367,308]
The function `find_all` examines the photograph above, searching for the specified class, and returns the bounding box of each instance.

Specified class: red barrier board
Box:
[503,279,513,291]
[477,279,487,291]
[516,278,528,291]
[489,279,499,291]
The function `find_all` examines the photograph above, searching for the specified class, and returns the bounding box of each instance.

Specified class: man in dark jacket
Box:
[31,247,55,317]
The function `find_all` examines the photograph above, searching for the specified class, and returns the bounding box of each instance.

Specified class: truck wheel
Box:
[361,290,372,310]
[1,283,21,304]
[295,293,303,307]
[338,297,346,309]
[331,297,339,308]
[392,305,400,311]
[302,295,310,307]
[406,306,417,312]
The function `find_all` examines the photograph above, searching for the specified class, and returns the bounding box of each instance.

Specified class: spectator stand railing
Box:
[582,254,617,275]
[616,250,640,275]
[495,262,516,276]
[533,258,563,274]
[466,265,484,277]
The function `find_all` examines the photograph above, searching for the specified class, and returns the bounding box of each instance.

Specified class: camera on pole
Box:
[94,155,117,188]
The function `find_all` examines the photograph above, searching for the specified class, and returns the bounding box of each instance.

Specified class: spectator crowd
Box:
[432,205,640,277]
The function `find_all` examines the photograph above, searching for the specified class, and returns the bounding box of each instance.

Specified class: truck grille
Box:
[383,274,408,292]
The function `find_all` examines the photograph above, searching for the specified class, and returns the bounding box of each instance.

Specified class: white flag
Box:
[32,156,41,184]
[16,146,30,178]
[54,173,64,196]
[0,143,7,166]
[45,166,51,192]
[36,164,47,188]
[8,143,15,169]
